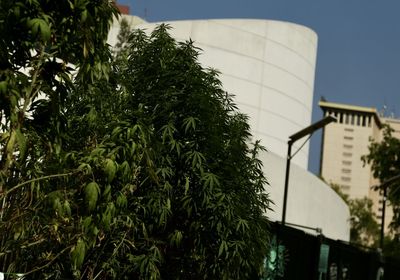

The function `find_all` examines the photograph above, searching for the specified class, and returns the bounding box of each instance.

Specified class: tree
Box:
[0,0,118,182]
[330,184,379,246]
[362,125,400,232]
[348,198,380,246]
[0,5,271,278]
[0,1,118,278]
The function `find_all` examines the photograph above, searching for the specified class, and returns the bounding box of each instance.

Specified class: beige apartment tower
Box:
[319,100,400,231]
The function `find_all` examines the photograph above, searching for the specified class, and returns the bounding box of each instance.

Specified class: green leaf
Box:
[116,192,127,208]
[0,81,7,94]
[77,163,92,174]
[27,18,51,41]
[104,159,117,183]
[101,203,115,230]
[184,177,190,195]
[169,230,183,247]
[15,128,27,160]
[183,117,197,133]
[83,216,92,230]
[84,182,100,212]
[202,172,220,190]
[81,9,88,22]
[63,200,72,217]
[218,240,227,257]
[103,184,112,201]
[86,107,97,125]
[71,239,86,269]
[236,218,249,233]
[119,160,131,179]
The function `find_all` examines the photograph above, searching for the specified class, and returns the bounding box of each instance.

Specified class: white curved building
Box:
[110,19,317,168]
[108,17,350,241]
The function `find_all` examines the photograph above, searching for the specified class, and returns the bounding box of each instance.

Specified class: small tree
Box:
[88,24,270,279]
[330,184,379,246]
[348,198,380,246]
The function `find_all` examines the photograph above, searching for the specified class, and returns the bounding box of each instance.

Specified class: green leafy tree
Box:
[362,125,400,232]
[362,124,400,257]
[383,236,400,260]
[0,3,271,277]
[0,0,118,183]
[330,184,379,246]
[348,198,380,246]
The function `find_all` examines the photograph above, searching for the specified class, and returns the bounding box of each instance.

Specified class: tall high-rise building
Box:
[319,100,400,231]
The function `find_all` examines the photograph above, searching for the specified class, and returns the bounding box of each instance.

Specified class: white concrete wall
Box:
[107,15,146,43]
[262,151,350,241]
[108,18,317,169]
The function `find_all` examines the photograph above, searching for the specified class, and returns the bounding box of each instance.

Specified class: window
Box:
[344,128,354,132]
[341,176,351,182]
[343,152,352,157]
[344,136,354,140]
[341,185,350,190]
[342,160,352,166]
[342,168,351,174]
[343,144,353,149]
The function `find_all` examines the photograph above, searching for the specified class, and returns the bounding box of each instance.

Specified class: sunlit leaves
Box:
[104,158,117,183]
[116,192,127,209]
[84,181,100,212]
[27,18,51,41]
[71,239,86,269]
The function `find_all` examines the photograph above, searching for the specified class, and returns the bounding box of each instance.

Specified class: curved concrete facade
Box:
[108,17,350,241]
[262,151,350,241]
[109,18,317,169]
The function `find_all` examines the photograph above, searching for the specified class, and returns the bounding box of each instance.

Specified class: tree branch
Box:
[22,245,73,276]
[1,172,76,198]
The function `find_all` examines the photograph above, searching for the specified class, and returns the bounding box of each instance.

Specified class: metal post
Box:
[282,141,293,225]
[380,186,387,249]
[280,116,336,227]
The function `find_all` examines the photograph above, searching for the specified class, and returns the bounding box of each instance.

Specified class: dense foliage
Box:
[362,125,400,233]
[0,3,271,278]
[349,198,380,246]
[330,184,379,246]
